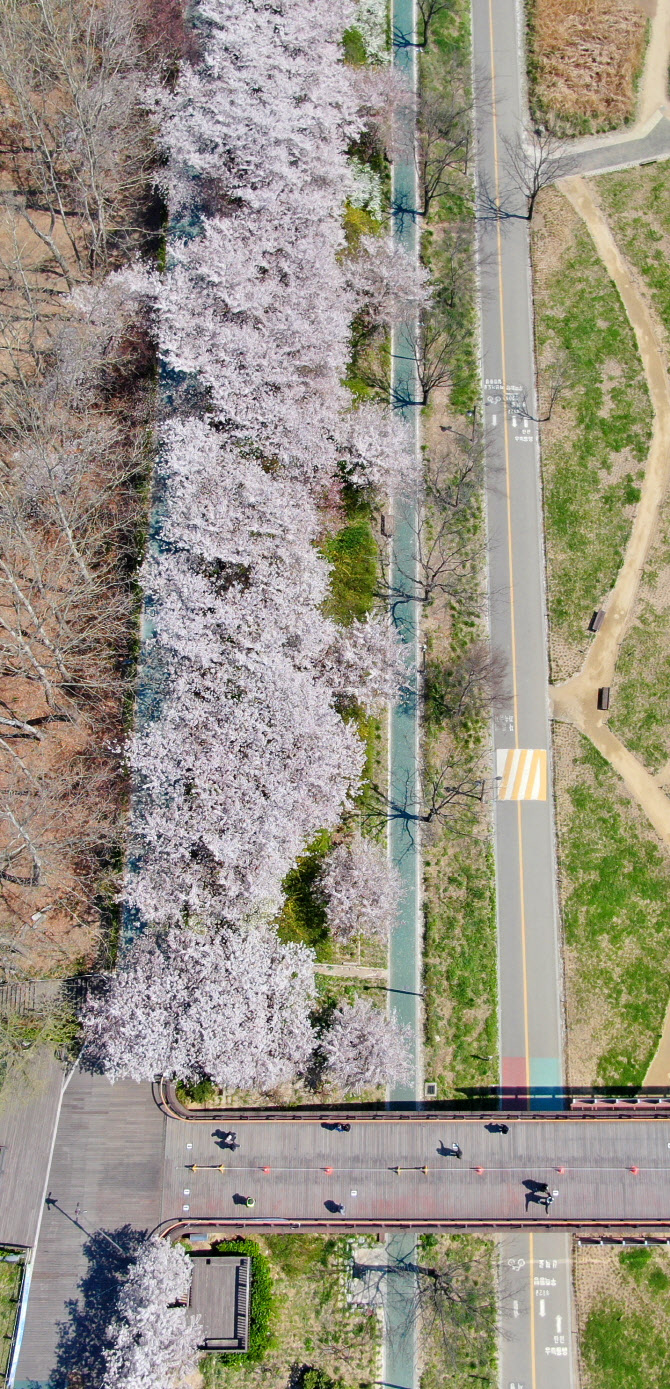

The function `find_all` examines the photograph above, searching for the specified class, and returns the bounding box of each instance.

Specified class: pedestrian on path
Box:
[451,1142,462,1159]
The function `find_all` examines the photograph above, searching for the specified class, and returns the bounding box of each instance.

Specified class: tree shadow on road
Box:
[49,1224,146,1388]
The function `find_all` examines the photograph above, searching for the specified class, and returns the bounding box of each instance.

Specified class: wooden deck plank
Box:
[14,1069,165,1389]
[0,1051,63,1249]
[13,1086,670,1387]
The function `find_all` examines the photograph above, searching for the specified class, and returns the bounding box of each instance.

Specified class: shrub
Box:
[211,1238,274,1363]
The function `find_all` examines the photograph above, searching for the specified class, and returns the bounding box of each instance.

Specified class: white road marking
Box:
[496,748,547,800]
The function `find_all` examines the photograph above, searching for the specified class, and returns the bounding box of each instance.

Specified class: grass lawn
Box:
[423,835,497,1099]
[588,165,670,771]
[202,1234,379,1389]
[555,725,670,1087]
[532,187,652,680]
[577,1243,670,1389]
[0,1257,23,1382]
[597,163,670,346]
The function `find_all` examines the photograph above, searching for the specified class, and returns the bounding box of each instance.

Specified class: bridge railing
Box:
[155,1081,670,1124]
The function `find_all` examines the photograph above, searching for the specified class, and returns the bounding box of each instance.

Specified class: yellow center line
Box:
[486,3,536,1385]
[486,0,531,1084]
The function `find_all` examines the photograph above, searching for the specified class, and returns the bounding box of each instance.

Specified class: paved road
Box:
[570,114,670,177]
[387,0,422,1380]
[471,2,572,1386]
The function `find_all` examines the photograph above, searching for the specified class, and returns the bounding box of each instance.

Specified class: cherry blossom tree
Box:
[317,833,403,943]
[349,236,430,326]
[337,403,419,497]
[321,614,409,708]
[353,64,416,159]
[102,1237,201,1389]
[323,997,412,1091]
[118,0,427,933]
[82,924,316,1091]
[125,414,411,926]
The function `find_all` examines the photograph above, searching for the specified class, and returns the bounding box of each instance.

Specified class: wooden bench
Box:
[589,609,605,632]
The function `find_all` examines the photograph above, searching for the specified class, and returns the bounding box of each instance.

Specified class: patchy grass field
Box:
[202,1234,380,1389]
[554,723,670,1087]
[421,447,497,1099]
[532,186,652,681]
[609,489,670,773]
[418,1233,497,1389]
[423,835,497,1100]
[575,1241,670,1389]
[597,163,670,352]
[526,0,648,135]
[589,165,670,771]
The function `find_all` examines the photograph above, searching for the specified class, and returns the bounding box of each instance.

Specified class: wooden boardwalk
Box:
[14,1069,165,1389]
[10,1082,670,1386]
[0,1050,63,1249]
[161,1115,670,1232]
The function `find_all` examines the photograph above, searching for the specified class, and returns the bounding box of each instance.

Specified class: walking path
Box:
[637,0,670,128]
[315,963,388,982]
[472,4,575,1385]
[385,0,422,1381]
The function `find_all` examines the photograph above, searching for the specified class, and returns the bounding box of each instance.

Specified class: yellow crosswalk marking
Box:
[496,748,547,801]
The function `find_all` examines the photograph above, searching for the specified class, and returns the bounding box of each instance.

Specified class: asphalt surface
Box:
[471,2,573,1386]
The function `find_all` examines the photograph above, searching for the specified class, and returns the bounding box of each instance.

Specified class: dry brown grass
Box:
[530,0,650,133]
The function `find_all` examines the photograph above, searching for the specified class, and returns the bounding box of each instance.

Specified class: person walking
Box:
[451,1141,462,1159]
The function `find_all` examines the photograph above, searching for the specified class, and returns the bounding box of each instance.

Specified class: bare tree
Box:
[430,428,483,510]
[393,0,464,53]
[427,640,509,726]
[480,130,577,222]
[364,758,488,841]
[376,484,483,614]
[0,0,153,278]
[415,89,471,216]
[353,1238,506,1371]
[391,86,471,226]
[361,314,469,410]
[511,355,570,423]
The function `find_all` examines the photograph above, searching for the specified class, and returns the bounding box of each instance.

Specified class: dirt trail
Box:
[549,174,670,1082]
[315,963,388,982]
[636,0,670,126]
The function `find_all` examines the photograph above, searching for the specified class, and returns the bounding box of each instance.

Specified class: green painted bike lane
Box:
[385,0,421,1382]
